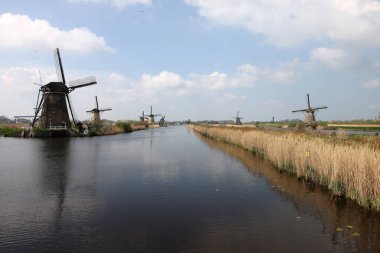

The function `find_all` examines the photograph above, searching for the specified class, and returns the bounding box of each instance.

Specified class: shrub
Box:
[115,121,132,133]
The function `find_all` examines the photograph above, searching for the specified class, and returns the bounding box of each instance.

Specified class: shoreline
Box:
[189,124,380,211]
[0,122,152,138]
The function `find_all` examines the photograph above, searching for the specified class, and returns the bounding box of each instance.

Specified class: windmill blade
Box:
[54,48,66,84]
[35,90,41,111]
[68,76,97,90]
[38,70,43,85]
[306,93,311,108]
[32,94,45,127]
[66,94,77,125]
[312,106,328,110]
[95,96,99,110]
[99,108,112,112]
[292,109,308,113]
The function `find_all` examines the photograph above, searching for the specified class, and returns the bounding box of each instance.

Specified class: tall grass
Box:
[0,126,22,137]
[190,125,380,211]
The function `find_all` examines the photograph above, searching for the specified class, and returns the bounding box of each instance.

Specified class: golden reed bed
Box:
[189,124,380,211]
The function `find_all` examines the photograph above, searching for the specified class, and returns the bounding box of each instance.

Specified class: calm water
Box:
[0,126,379,252]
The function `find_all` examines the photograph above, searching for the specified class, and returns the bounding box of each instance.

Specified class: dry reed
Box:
[189,125,380,211]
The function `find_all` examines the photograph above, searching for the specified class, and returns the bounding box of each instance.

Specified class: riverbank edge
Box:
[188,124,380,211]
[0,122,150,138]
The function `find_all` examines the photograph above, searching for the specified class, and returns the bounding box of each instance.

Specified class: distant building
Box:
[0,116,13,123]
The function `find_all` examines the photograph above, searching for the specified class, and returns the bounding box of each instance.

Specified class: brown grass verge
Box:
[189,124,380,211]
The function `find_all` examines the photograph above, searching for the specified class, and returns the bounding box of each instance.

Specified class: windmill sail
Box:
[313,106,328,110]
[66,94,77,125]
[292,108,308,113]
[68,76,97,90]
[54,48,65,84]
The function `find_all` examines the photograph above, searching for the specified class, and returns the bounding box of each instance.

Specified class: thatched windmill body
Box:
[146,106,161,124]
[32,48,96,129]
[232,110,243,125]
[292,94,327,126]
[86,96,111,125]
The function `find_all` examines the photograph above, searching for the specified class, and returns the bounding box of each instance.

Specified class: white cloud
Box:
[0,13,113,53]
[310,47,349,69]
[216,93,246,103]
[185,0,380,48]
[141,71,183,90]
[108,72,128,83]
[67,0,152,10]
[178,65,256,95]
[97,63,300,101]
[364,79,380,88]
[259,60,301,83]
[231,64,258,87]
[0,67,48,117]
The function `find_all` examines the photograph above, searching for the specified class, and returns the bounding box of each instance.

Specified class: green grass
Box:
[32,128,51,137]
[0,127,22,137]
[328,126,380,131]
[115,121,133,133]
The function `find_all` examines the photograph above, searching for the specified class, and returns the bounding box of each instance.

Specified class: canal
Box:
[0,126,379,252]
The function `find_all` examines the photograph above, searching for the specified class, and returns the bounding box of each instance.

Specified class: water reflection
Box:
[195,131,380,252]
[38,138,70,223]
[1,127,380,252]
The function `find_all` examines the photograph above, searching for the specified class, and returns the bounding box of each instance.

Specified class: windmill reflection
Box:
[38,138,71,227]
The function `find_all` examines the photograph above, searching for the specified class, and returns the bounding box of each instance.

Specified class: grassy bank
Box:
[189,124,380,211]
[1,121,149,138]
[0,126,22,137]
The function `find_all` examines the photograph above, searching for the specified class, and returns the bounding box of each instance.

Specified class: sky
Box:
[0,0,380,122]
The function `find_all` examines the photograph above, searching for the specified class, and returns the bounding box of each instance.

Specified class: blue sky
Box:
[1,0,380,122]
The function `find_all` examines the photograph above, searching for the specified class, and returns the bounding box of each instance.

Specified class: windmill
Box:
[232,110,243,125]
[31,48,96,129]
[139,111,148,122]
[86,96,112,124]
[292,93,327,126]
[158,116,166,127]
[146,106,161,124]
